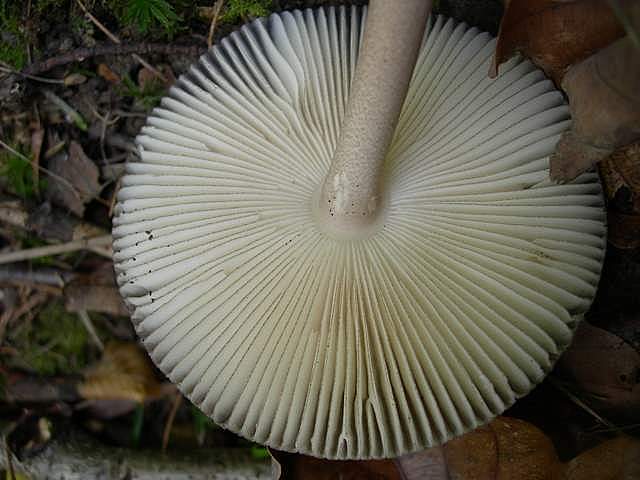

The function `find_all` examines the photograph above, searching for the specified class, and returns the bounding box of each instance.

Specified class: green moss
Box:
[0,145,45,199]
[11,302,88,375]
[0,0,27,69]
[121,73,165,110]
[32,0,65,14]
[220,0,272,24]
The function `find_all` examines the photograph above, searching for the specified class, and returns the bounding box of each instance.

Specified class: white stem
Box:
[318,0,432,236]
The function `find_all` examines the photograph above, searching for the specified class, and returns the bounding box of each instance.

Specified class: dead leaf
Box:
[600,155,627,202]
[549,37,640,181]
[609,143,640,195]
[45,141,101,217]
[491,0,628,83]
[564,436,640,480]
[63,73,87,86]
[397,417,560,480]
[137,64,175,89]
[395,446,448,478]
[270,449,401,480]
[64,265,129,317]
[599,143,640,248]
[97,63,120,84]
[79,342,164,403]
[557,322,640,415]
[274,418,566,479]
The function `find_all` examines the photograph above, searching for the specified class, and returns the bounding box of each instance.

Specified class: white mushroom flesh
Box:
[113,7,606,459]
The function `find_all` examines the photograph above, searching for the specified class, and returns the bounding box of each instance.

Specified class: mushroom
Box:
[112,1,606,460]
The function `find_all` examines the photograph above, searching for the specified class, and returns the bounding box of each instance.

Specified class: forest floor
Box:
[0,1,638,479]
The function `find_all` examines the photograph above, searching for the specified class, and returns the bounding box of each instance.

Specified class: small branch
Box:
[0,64,64,84]
[132,54,168,83]
[0,265,75,287]
[0,234,112,265]
[22,42,205,76]
[207,0,225,49]
[77,309,104,351]
[75,0,120,43]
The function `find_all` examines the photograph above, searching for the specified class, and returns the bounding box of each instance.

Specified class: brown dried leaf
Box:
[271,417,640,479]
[557,322,640,414]
[45,141,101,217]
[79,342,163,403]
[491,0,626,83]
[138,64,175,89]
[550,37,640,181]
[610,143,640,194]
[599,143,640,248]
[600,156,627,202]
[97,63,120,84]
[398,417,560,480]
[64,265,129,317]
[270,450,400,480]
[63,73,87,86]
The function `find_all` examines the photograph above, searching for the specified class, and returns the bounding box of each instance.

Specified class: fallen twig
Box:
[549,376,619,431]
[207,0,225,49]
[78,309,104,351]
[22,43,205,76]
[0,234,112,265]
[0,265,75,287]
[0,64,64,84]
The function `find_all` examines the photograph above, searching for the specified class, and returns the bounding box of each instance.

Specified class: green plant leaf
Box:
[220,0,272,24]
[123,0,180,34]
[0,145,45,199]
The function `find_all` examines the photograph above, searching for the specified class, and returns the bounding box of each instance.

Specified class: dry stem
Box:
[0,234,112,265]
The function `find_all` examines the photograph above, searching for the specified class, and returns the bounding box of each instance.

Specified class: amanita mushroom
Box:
[113,1,606,460]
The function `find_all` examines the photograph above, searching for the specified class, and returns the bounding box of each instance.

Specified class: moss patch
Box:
[0,0,28,69]
[9,302,89,375]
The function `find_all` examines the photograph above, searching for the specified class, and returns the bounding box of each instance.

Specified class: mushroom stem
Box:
[317,0,432,237]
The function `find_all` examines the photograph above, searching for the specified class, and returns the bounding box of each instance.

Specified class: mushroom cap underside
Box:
[112,7,606,459]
